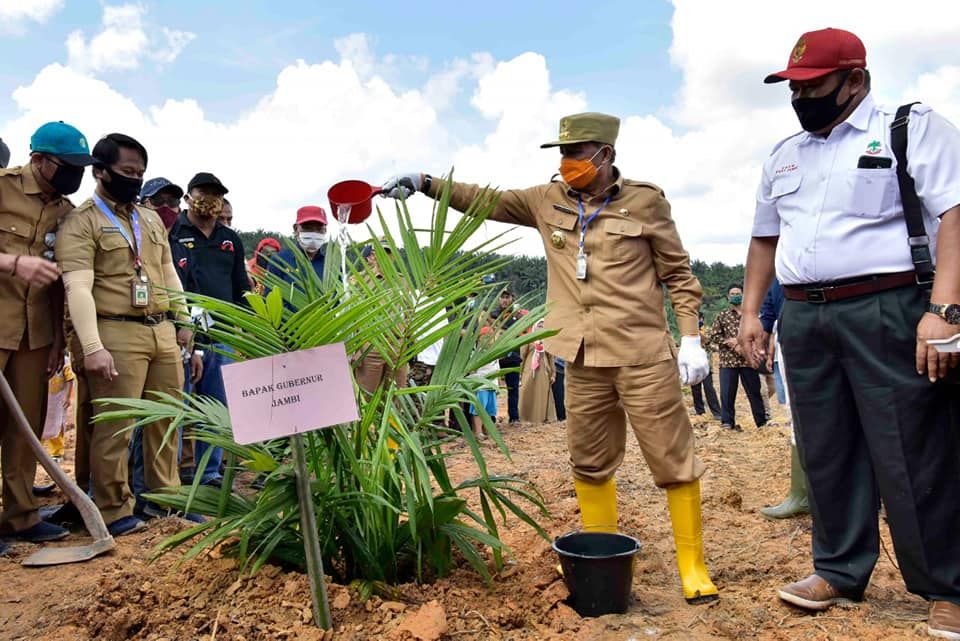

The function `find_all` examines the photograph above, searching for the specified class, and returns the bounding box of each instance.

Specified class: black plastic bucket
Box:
[552,531,642,617]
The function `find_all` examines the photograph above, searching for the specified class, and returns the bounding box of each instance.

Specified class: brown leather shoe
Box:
[929,601,960,640]
[777,574,853,611]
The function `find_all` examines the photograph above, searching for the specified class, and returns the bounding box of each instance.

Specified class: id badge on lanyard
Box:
[93,194,150,307]
[576,196,611,281]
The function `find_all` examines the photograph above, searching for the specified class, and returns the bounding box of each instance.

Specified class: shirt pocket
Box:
[141,223,167,269]
[0,217,33,255]
[96,231,132,276]
[770,173,803,225]
[847,168,897,218]
[601,217,645,262]
[542,209,577,255]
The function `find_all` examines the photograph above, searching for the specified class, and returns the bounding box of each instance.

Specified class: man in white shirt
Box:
[739,28,960,639]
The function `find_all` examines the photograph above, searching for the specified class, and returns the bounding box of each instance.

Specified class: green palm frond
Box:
[93,173,553,587]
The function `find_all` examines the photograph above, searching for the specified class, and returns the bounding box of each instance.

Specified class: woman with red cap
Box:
[247,237,281,295]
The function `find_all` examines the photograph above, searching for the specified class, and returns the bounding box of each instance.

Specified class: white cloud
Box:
[0,0,63,33]
[5,3,960,267]
[66,3,194,73]
[153,27,196,65]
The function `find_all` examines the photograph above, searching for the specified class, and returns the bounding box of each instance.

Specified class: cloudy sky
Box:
[1,0,958,264]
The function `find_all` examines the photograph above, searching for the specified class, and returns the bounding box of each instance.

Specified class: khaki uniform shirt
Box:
[56,192,176,316]
[0,164,74,351]
[429,170,702,367]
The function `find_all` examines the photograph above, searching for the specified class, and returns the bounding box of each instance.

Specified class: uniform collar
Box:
[22,163,44,196]
[798,92,875,145]
[95,187,135,215]
[843,91,875,132]
[563,167,624,202]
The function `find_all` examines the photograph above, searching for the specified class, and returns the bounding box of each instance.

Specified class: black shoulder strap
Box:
[890,102,935,288]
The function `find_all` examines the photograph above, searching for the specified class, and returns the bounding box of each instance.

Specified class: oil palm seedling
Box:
[95,177,552,591]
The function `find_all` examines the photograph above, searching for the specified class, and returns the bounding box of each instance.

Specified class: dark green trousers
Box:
[780,284,960,605]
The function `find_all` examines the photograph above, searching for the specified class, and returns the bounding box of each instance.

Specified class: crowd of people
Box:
[1,24,959,639]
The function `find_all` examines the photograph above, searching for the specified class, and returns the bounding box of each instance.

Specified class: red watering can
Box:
[327,180,382,224]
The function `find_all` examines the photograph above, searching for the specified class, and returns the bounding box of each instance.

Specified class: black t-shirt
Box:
[168,212,249,304]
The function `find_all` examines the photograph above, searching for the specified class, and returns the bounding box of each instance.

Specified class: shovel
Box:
[0,369,115,565]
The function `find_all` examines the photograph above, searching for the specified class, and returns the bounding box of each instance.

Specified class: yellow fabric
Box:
[62,269,103,355]
[42,359,75,457]
[573,477,618,533]
[666,479,718,602]
[43,431,65,458]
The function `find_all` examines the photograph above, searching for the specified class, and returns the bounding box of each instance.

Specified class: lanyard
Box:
[577,195,612,254]
[93,193,143,272]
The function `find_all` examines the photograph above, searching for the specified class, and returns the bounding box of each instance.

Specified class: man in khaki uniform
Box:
[57,133,190,535]
[0,122,95,549]
[382,113,718,604]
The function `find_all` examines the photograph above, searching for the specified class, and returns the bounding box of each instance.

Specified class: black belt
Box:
[783,271,918,304]
[99,313,169,326]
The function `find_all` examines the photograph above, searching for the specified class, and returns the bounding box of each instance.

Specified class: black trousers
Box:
[780,285,960,604]
[691,368,721,418]
[719,367,767,427]
[552,369,566,421]
[500,356,521,423]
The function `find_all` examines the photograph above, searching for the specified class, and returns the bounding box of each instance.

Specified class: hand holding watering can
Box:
[380,173,425,200]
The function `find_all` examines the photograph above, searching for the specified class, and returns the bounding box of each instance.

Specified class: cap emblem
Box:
[791,37,807,64]
[559,120,571,141]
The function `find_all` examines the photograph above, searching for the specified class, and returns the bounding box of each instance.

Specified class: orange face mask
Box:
[559,147,607,190]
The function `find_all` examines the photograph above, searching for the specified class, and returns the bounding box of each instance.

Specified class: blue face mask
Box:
[729,295,743,305]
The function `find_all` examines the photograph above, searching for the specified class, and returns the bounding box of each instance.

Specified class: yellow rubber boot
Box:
[666,479,719,604]
[573,478,618,533]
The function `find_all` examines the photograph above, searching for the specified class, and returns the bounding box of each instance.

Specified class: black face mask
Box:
[101,167,143,204]
[791,70,855,133]
[49,162,85,196]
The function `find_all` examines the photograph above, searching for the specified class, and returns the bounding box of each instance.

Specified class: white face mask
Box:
[298,232,327,251]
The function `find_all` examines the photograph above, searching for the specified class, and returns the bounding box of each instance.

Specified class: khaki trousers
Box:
[566,356,704,487]
[355,350,408,394]
[87,320,183,523]
[0,342,51,532]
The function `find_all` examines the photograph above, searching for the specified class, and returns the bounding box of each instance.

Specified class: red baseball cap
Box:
[764,28,866,84]
[296,205,328,225]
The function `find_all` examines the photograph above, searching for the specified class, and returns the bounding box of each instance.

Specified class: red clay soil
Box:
[0,395,931,640]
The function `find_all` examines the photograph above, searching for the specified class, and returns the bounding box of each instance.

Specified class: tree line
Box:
[237,230,744,330]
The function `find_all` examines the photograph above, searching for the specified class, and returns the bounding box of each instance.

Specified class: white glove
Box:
[678,335,710,386]
[381,173,422,199]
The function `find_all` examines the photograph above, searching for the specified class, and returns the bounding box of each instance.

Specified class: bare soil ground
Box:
[0,392,929,641]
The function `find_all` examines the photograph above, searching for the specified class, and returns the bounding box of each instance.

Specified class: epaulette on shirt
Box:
[876,101,932,117]
[622,179,664,196]
[769,130,805,156]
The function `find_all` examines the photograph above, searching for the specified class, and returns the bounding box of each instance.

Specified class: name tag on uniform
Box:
[131,276,150,308]
[576,252,587,280]
[552,203,576,215]
[100,226,121,233]
[177,237,196,244]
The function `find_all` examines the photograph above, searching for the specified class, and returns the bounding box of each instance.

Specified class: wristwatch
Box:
[927,303,960,324]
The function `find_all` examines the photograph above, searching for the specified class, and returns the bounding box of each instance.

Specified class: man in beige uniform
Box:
[56,133,190,535]
[0,121,95,548]
[382,113,717,603]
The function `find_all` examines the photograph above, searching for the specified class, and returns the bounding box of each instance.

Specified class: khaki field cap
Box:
[541,112,620,148]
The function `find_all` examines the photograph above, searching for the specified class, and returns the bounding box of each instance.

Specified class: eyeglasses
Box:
[150,195,181,208]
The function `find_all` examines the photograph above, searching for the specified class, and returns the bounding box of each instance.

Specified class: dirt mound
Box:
[1,397,932,641]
